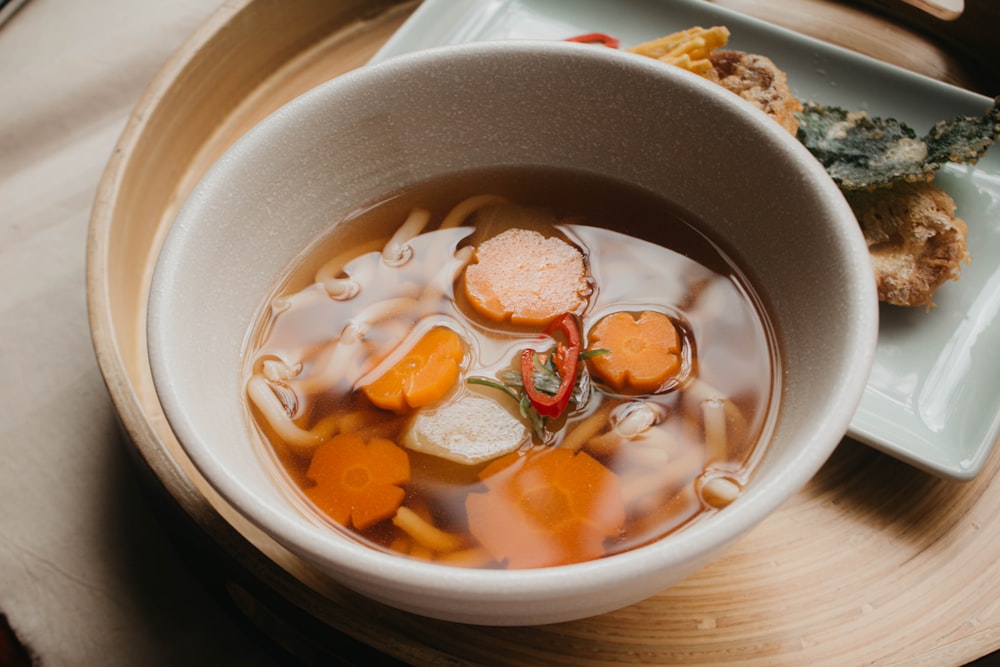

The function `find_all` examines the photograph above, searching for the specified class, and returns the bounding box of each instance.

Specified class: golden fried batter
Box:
[845,181,970,308]
[707,50,803,136]
[628,27,801,136]
[630,26,975,307]
[628,26,731,75]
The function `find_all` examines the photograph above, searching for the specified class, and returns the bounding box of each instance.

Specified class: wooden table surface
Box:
[2,1,998,665]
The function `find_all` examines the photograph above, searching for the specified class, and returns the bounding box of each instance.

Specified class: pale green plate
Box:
[371,0,1000,480]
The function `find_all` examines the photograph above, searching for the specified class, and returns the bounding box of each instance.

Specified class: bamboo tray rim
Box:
[86,1,1000,664]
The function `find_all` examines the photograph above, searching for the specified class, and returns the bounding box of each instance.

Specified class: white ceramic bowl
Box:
[148,40,877,625]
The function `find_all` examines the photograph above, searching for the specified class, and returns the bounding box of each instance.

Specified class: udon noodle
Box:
[243,167,780,569]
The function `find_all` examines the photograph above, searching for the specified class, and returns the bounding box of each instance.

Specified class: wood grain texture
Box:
[895,0,963,21]
[86,1,1000,664]
[708,0,999,94]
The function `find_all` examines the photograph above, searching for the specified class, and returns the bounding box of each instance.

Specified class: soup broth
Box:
[243,167,780,569]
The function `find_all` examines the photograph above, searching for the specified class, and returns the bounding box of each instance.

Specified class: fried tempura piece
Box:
[794,99,998,305]
[628,26,982,307]
[707,50,803,136]
[845,181,970,308]
[628,26,731,76]
[796,99,1000,190]
[628,26,801,136]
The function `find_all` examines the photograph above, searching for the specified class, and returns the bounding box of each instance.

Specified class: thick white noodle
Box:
[392,506,465,553]
[382,208,431,265]
[315,238,386,299]
[621,443,672,468]
[631,424,682,453]
[702,397,728,463]
[295,336,364,395]
[614,402,666,438]
[621,441,705,511]
[700,476,741,508]
[352,296,420,328]
[583,402,663,457]
[438,194,509,229]
[268,212,480,399]
[320,277,359,300]
[417,246,474,311]
[246,375,336,451]
[685,378,748,437]
[436,546,494,568]
[294,296,421,395]
[559,408,609,452]
[262,358,300,382]
[270,285,328,314]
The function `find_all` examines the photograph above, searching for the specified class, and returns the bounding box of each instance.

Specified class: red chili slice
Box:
[564,33,621,49]
[521,313,581,419]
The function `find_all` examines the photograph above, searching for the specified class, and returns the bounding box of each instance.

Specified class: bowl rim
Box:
[147,38,878,603]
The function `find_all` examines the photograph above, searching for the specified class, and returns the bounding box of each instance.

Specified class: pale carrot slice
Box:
[587,311,682,393]
[464,448,624,569]
[463,228,588,326]
[305,433,410,531]
[361,327,464,413]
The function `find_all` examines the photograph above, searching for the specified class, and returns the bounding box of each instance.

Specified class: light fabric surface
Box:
[0,1,280,663]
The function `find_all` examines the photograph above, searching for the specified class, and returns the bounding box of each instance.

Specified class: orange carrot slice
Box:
[463,228,588,326]
[464,448,624,568]
[587,310,682,393]
[361,327,464,413]
[305,433,411,531]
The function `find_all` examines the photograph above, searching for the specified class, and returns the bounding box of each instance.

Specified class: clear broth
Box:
[243,166,780,569]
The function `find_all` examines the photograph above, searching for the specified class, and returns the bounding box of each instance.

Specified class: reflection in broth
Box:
[242,167,780,569]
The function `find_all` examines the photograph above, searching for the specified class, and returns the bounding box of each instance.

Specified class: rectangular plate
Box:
[370,0,1000,480]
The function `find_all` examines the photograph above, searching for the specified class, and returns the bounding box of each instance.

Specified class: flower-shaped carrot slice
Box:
[464,448,624,568]
[305,433,411,531]
[463,228,588,326]
[587,311,682,393]
[361,327,464,413]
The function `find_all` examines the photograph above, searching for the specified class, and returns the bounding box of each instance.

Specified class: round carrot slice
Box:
[361,327,464,413]
[463,228,588,326]
[587,310,682,393]
[464,447,624,568]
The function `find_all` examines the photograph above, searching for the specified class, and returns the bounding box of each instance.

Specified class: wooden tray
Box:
[87,0,1000,664]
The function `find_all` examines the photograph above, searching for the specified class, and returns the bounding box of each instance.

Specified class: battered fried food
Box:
[797,99,1000,190]
[845,181,970,308]
[626,26,996,308]
[706,50,803,136]
[628,26,802,136]
[796,100,998,306]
